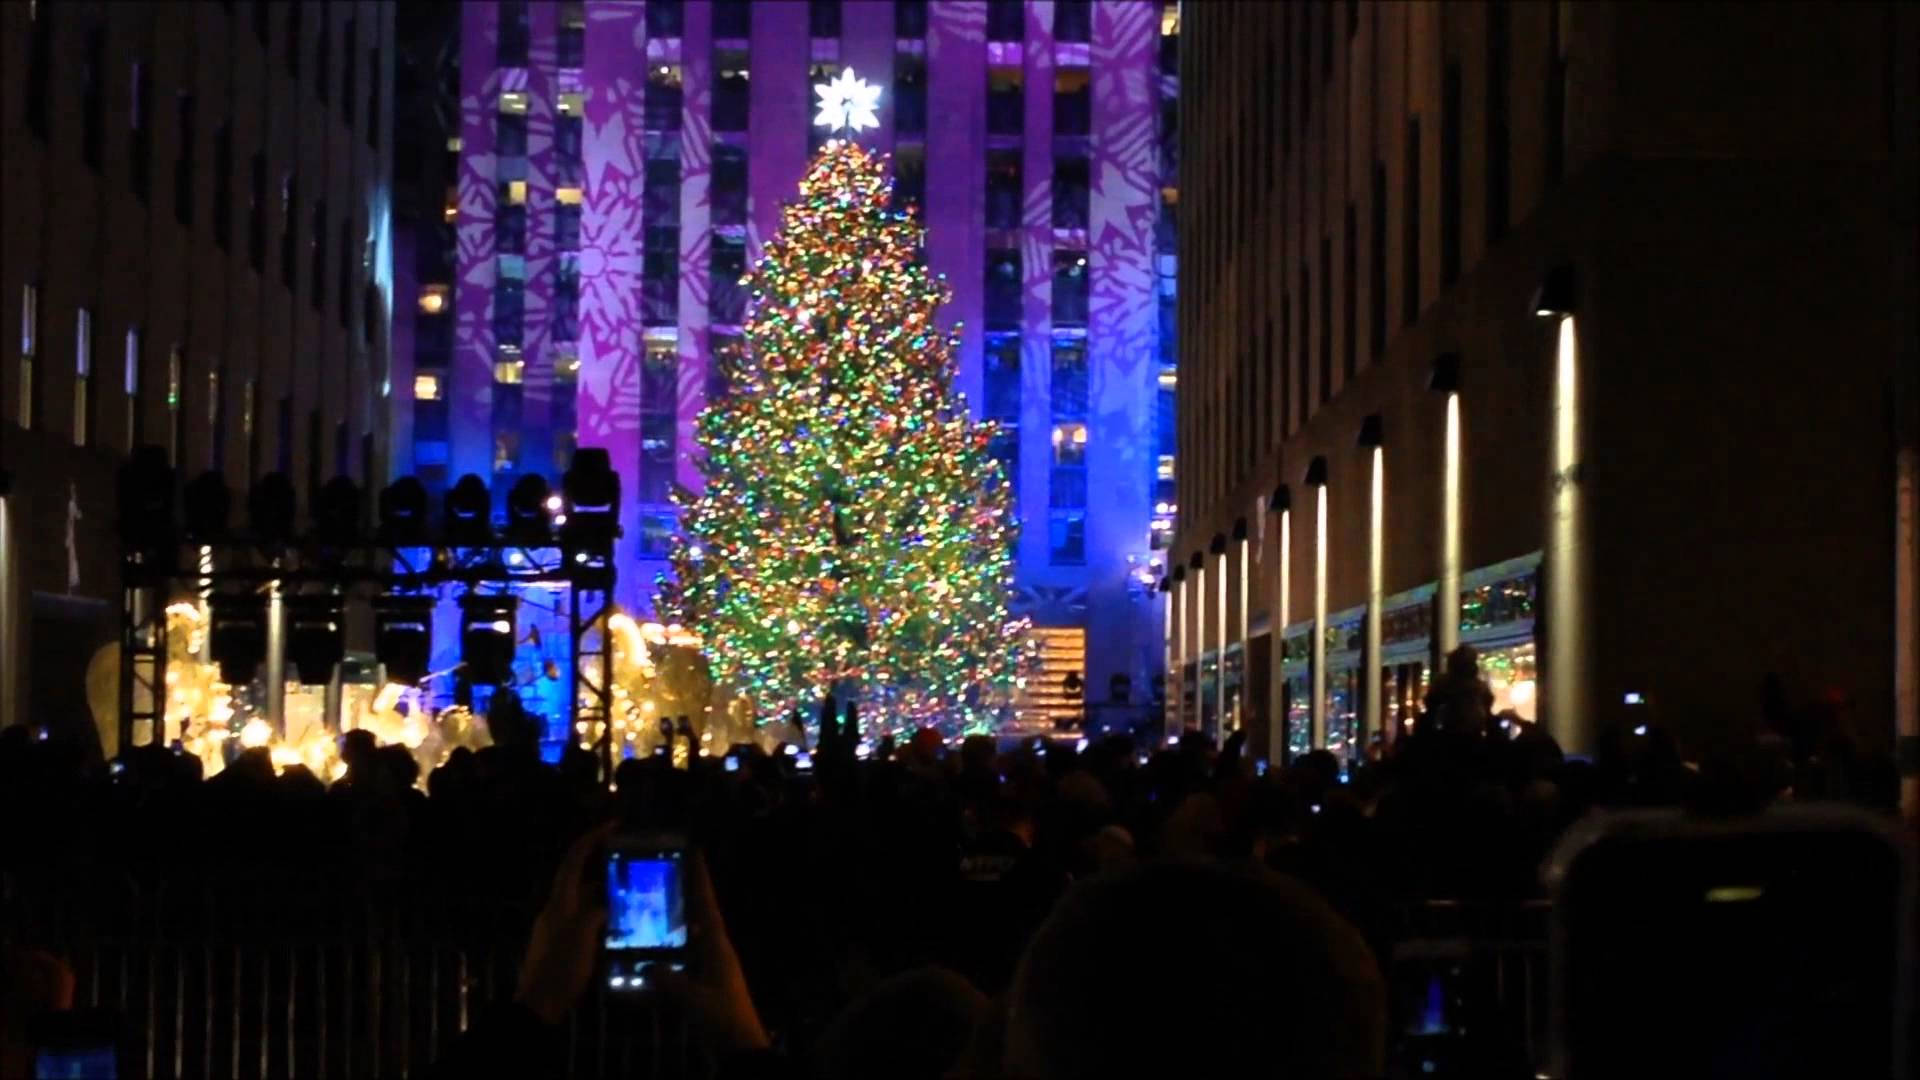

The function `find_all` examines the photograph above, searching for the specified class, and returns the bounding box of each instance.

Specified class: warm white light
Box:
[489,619,512,634]
[812,67,883,133]
[545,494,563,511]
[1508,679,1536,707]
[786,618,802,634]
[239,718,272,749]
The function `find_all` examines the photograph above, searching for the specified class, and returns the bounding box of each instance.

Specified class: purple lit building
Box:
[405,1,1179,727]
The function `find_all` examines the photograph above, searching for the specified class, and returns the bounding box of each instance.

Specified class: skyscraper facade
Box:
[407,1,1180,726]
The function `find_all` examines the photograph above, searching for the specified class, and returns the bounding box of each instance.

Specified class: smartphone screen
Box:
[30,1011,121,1079]
[1550,808,1911,1079]
[604,843,689,990]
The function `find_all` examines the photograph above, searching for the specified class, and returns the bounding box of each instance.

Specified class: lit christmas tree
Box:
[660,116,1024,734]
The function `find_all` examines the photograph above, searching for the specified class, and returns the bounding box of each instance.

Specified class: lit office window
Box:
[418,284,450,315]
[18,283,38,429]
[1051,422,1087,465]
[74,308,93,445]
[498,91,529,115]
[414,372,443,400]
[494,358,525,385]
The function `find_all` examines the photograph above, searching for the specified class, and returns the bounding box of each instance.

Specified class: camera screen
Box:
[606,853,688,951]
[34,1047,117,1080]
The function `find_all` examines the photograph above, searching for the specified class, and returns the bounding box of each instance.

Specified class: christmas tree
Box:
[659,138,1025,734]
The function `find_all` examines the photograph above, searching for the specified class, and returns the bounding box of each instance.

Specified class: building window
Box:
[498,191,527,253]
[988,66,1023,135]
[130,60,151,199]
[337,217,354,328]
[418,284,450,315]
[498,0,530,66]
[1404,118,1422,327]
[82,27,105,171]
[646,66,683,131]
[367,46,381,146]
[124,326,141,447]
[893,52,926,135]
[1053,68,1091,137]
[715,52,750,132]
[1052,252,1089,328]
[25,0,51,138]
[18,283,38,430]
[281,172,299,288]
[1050,339,1088,420]
[1051,422,1087,466]
[247,152,266,270]
[712,144,748,226]
[642,227,679,326]
[1048,511,1086,565]
[494,280,525,345]
[1320,233,1332,404]
[1370,162,1386,361]
[559,1,587,66]
[1049,464,1087,509]
[342,17,357,129]
[174,93,197,227]
[498,113,529,159]
[1488,1,1511,244]
[708,334,743,402]
[74,309,93,446]
[414,372,443,401]
[986,150,1021,230]
[896,0,928,39]
[556,200,582,250]
[1441,64,1462,287]
[167,347,184,465]
[641,342,677,416]
[1052,155,1090,230]
[311,199,328,310]
[213,122,232,250]
[646,0,684,38]
[986,0,1023,41]
[1054,0,1092,43]
[243,376,258,478]
[554,262,580,340]
[638,512,678,557]
[639,413,676,503]
[891,144,925,214]
[988,428,1018,498]
[494,352,525,385]
[985,250,1021,330]
[316,5,330,102]
[711,235,748,324]
[809,0,841,38]
[285,2,302,75]
[208,363,224,469]
[985,334,1021,422]
[1344,204,1357,380]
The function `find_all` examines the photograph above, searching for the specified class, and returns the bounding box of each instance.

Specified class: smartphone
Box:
[1388,942,1472,1078]
[1255,759,1269,777]
[794,751,813,771]
[31,1010,122,1079]
[603,832,690,991]
[1547,806,1913,1079]
[722,754,740,773]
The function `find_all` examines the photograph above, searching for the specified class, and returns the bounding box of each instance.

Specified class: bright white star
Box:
[812,67,882,134]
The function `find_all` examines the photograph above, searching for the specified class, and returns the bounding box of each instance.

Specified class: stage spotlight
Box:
[505,473,554,544]
[208,592,268,686]
[312,476,363,546]
[458,592,519,685]
[117,446,176,552]
[445,473,494,545]
[560,448,620,547]
[182,470,231,542]
[249,472,297,544]
[286,593,347,685]
[378,476,430,545]
[372,593,436,685]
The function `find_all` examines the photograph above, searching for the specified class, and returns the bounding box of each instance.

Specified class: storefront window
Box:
[1461,571,1537,632]
[1326,668,1358,773]
[1283,671,1311,762]
[1480,642,1538,723]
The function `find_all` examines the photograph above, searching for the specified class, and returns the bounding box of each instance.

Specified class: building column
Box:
[1544,313,1592,754]
[1311,468,1329,750]
[675,1,713,500]
[1191,550,1205,736]
[1439,391,1461,658]
[1214,544,1226,743]
[452,3,502,483]
[1236,520,1249,744]
[1173,570,1186,733]
[1363,425,1385,747]
[1271,498,1292,764]
[519,2,559,477]
[578,0,648,611]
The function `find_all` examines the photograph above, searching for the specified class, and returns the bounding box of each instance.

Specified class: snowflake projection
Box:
[812,67,882,134]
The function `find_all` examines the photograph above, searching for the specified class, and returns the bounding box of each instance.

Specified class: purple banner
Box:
[453,5,501,481]
[927,1,988,409]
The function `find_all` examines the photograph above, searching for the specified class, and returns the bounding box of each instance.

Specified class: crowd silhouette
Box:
[1,649,1909,1078]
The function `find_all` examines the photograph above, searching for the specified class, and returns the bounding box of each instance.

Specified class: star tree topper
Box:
[813,67,882,134]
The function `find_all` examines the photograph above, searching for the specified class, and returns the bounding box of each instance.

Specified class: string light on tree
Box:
[659,91,1026,735]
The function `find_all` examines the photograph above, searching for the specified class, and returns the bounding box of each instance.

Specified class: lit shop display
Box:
[1459,554,1541,724]
[1323,607,1365,771]
[1280,624,1313,762]
[1379,586,1435,739]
